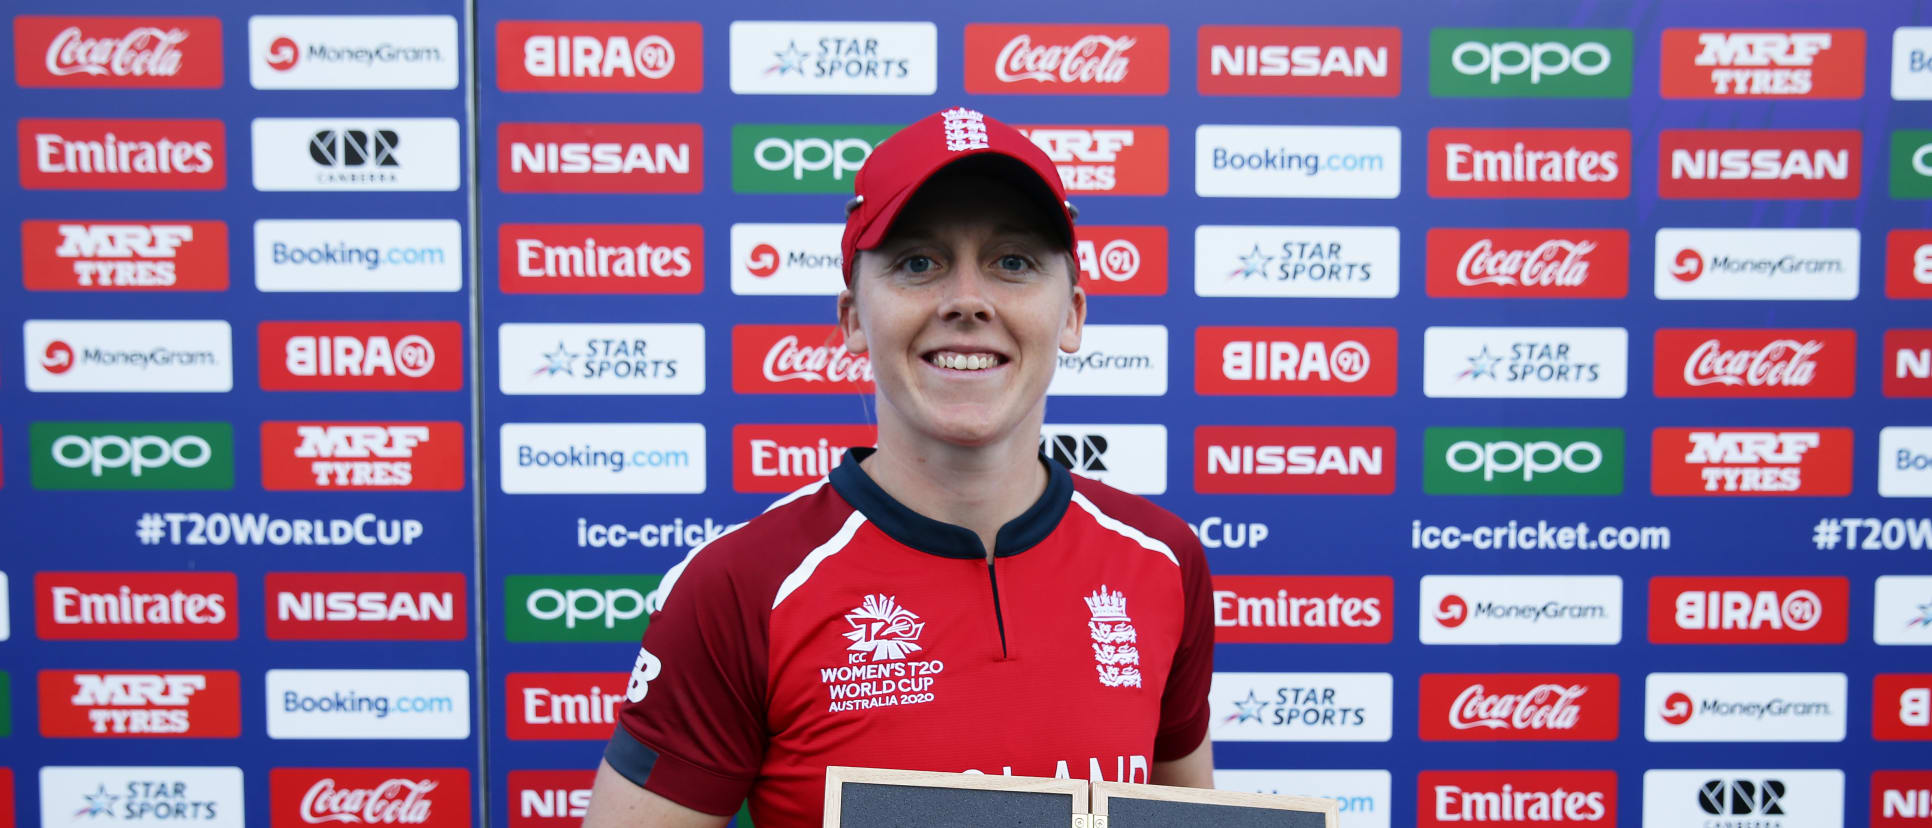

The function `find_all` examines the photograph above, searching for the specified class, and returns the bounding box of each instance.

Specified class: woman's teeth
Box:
[931,352,997,371]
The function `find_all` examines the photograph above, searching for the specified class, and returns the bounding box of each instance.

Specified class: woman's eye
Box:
[998,255,1029,272]
[904,256,935,274]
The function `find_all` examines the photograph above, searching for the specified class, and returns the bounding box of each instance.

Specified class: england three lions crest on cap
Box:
[942,108,990,151]
[1087,585,1142,688]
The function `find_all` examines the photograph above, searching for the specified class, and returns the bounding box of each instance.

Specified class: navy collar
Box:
[829,447,1072,560]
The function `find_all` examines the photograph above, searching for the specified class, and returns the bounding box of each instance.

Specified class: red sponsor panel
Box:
[1654,328,1856,398]
[0,768,11,828]
[261,421,466,491]
[1196,26,1401,97]
[14,16,222,88]
[36,571,236,641]
[1660,29,1864,99]
[1650,427,1852,496]
[264,572,467,641]
[270,767,471,828]
[1647,576,1848,644]
[258,321,465,392]
[1014,125,1168,195]
[497,123,703,193]
[1211,575,1392,643]
[1874,674,1932,741]
[1194,327,1397,396]
[1418,674,1619,741]
[1658,129,1861,199]
[1417,771,1616,826]
[498,223,702,294]
[731,324,874,394]
[506,673,628,740]
[21,220,228,291]
[507,770,597,827]
[1885,330,1932,398]
[1194,426,1396,495]
[1428,129,1630,199]
[1888,230,1932,299]
[495,21,702,92]
[38,669,239,737]
[1875,770,1932,826]
[1074,225,1167,295]
[733,424,876,493]
[17,118,225,190]
[1425,228,1628,298]
[965,24,1168,95]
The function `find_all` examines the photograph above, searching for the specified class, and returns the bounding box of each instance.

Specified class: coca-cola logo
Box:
[996,34,1136,84]
[1450,682,1589,731]
[1684,338,1821,387]
[45,25,189,77]
[762,335,872,384]
[300,777,438,824]
[1457,238,1596,287]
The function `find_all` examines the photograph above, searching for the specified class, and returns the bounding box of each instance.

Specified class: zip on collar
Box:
[828,446,1072,560]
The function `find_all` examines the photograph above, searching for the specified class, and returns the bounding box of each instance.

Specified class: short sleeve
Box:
[1152,529,1213,761]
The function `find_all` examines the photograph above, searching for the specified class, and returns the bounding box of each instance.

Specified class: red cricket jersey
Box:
[605,448,1214,824]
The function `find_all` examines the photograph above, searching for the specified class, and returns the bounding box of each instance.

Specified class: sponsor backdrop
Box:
[4,0,1931,826]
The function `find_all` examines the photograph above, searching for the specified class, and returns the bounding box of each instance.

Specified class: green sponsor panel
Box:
[505,574,663,642]
[732,124,902,193]
[0,671,10,737]
[1431,28,1632,98]
[1892,130,1932,199]
[1424,427,1624,495]
[30,422,234,491]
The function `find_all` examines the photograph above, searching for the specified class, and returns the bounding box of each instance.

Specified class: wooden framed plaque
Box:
[823,767,1088,827]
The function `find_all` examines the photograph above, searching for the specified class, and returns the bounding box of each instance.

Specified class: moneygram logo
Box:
[1073,226,1167,294]
[507,672,627,740]
[256,219,462,293]
[1211,575,1392,644]
[499,422,706,495]
[36,571,236,641]
[1428,128,1629,198]
[509,770,595,828]
[1197,25,1400,97]
[1419,771,1615,826]
[248,16,457,90]
[1195,326,1396,396]
[505,575,662,642]
[1049,324,1168,396]
[1900,27,1932,100]
[498,323,704,395]
[730,223,844,296]
[1425,228,1628,298]
[1661,29,1865,99]
[733,324,872,393]
[252,118,461,191]
[18,118,224,190]
[729,21,936,95]
[1431,28,1632,97]
[1420,576,1622,645]
[266,669,470,740]
[1649,576,1847,644]
[23,220,229,292]
[732,123,898,193]
[1880,427,1932,498]
[1195,125,1399,198]
[269,767,470,828]
[1196,225,1400,299]
[25,320,232,393]
[1644,673,1847,742]
[1873,770,1932,827]
[1659,129,1861,199]
[1651,427,1853,496]
[1209,672,1393,742]
[30,422,232,491]
[1195,426,1395,495]
[1422,326,1628,399]
[259,321,464,391]
[1041,424,1168,494]
[1874,674,1932,741]
[1654,228,1859,300]
[497,21,701,92]
[265,572,466,641]
[1017,125,1169,195]
[39,765,244,826]
[15,16,222,88]
[39,669,240,737]
[1419,673,1619,741]
[733,424,875,492]
[1423,428,1622,495]
[965,23,1169,95]
[498,224,701,294]
[1891,230,1932,299]
[1655,328,1855,398]
[262,422,465,491]
[1895,129,1932,199]
[498,122,703,193]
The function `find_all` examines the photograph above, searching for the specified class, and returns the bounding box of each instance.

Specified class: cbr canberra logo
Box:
[251,118,461,192]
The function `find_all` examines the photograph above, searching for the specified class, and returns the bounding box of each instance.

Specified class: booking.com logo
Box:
[281,689,454,718]
[515,443,691,473]
[271,241,448,271]
[1208,147,1387,176]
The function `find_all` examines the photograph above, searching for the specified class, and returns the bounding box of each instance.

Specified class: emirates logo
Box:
[843,595,924,662]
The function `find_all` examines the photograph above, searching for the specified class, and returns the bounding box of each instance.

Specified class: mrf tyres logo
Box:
[1019,125,1170,195]
[1430,28,1632,98]
[22,220,229,291]
[505,575,661,642]
[261,422,465,491]
[498,21,701,92]
[31,422,232,491]
[1650,427,1852,496]
[1649,576,1847,644]
[731,123,898,193]
[1424,427,1623,495]
[1661,29,1865,98]
[15,16,223,88]
[38,669,241,737]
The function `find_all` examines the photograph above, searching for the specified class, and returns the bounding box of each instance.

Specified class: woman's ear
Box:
[837,286,867,355]
[1059,284,1087,354]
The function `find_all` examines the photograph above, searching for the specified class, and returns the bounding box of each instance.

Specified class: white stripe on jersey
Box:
[771,510,869,610]
[1069,490,1179,567]
[646,478,829,614]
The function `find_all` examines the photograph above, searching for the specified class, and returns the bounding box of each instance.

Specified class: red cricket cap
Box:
[840,106,1077,283]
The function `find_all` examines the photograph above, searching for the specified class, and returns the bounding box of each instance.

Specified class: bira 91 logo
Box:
[1426,228,1629,298]
[39,669,240,737]
[261,422,465,491]
[1418,770,1616,826]
[1196,26,1401,97]
[1887,329,1932,397]
[1195,426,1395,495]
[1651,427,1852,496]
[496,21,701,92]
[507,673,627,740]
[14,16,222,88]
[1075,225,1167,294]
[965,24,1169,95]
[1419,674,1619,741]
[1430,28,1633,98]
[1659,129,1861,199]
[1648,576,1848,644]
[1874,674,1932,741]
[1428,128,1629,198]
[499,123,703,193]
[1874,770,1932,826]
[733,424,875,493]
[1661,29,1865,99]
[1889,229,1932,299]
[1195,326,1397,396]
[498,224,702,294]
[22,220,229,291]
[259,321,464,391]
[1211,575,1392,644]
[36,571,236,641]
[732,324,873,394]
[1654,329,1856,398]
[265,572,466,641]
[508,770,595,828]
[269,767,470,828]
[1015,125,1169,195]
[18,118,224,190]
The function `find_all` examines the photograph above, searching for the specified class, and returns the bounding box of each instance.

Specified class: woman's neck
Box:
[859,424,1047,562]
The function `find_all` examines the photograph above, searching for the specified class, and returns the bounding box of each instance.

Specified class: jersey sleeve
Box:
[1153,528,1214,761]
[604,549,769,816]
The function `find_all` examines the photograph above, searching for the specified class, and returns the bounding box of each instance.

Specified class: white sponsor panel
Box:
[1048,324,1167,396]
[1423,326,1628,399]
[1875,575,1932,645]
[1644,672,1846,742]
[1194,226,1400,298]
[1208,672,1393,742]
[498,323,705,395]
[1897,28,1932,100]
[729,21,937,95]
[24,319,232,393]
[248,16,458,90]
[254,219,462,292]
[1212,770,1390,828]
[265,669,470,739]
[251,118,462,192]
[730,223,845,295]
[500,423,706,495]
[1039,424,1166,495]
[41,766,244,827]
[1195,125,1401,199]
[1879,427,1932,497]
[0,571,8,640]
[1653,228,1858,300]
[1419,575,1622,645]
[1642,769,1843,828]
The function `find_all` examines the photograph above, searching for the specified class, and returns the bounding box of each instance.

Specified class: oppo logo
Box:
[525,587,646,630]
[1451,40,1614,84]
[310,129,399,168]
[53,433,212,477]
[1444,438,1603,482]
[753,137,873,181]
